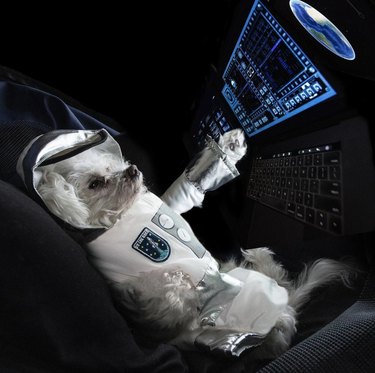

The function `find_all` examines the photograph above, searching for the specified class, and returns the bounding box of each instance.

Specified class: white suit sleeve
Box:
[161,135,242,214]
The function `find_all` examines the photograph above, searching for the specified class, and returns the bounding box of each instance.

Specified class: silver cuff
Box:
[194,328,265,357]
[185,136,240,194]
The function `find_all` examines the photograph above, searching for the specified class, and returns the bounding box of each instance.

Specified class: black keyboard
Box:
[247,143,343,234]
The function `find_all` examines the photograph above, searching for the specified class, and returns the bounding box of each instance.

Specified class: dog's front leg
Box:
[161,129,247,214]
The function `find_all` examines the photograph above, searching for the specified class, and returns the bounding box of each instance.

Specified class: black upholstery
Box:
[0,66,188,372]
[0,180,188,373]
[257,270,375,373]
[1,67,374,372]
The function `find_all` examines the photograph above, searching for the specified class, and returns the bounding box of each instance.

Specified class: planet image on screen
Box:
[289,0,355,60]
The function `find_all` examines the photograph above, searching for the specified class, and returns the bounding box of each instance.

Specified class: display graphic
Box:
[221,0,336,137]
[290,0,355,60]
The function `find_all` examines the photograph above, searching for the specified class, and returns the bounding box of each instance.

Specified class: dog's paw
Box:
[241,248,290,286]
[218,129,247,163]
[241,247,275,267]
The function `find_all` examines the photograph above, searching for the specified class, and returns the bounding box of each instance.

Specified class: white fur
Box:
[113,268,200,341]
[35,130,355,359]
[38,148,146,229]
[218,129,247,162]
[239,248,355,359]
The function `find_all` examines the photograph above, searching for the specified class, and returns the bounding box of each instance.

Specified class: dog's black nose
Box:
[125,165,140,179]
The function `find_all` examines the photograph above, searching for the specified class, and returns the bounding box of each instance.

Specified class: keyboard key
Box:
[276,188,282,198]
[288,189,295,201]
[300,167,307,178]
[304,192,313,207]
[293,179,300,190]
[305,154,313,166]
[329,165,341,180]
[309,179,319,193]
[306,208,315,224]
[301,179,309,192]
[313,154,323,165]
[282,189,288,199]
[296,205,305,219]
[320,181,341,197]
[316,211,327,229]
[308,166,317,178]
[318,166,328,179]
[260,194,287,212]
[287,202,295,214]
[315,195,341,215]
[329,215,342,234]
[296,191,303,204]
[324,151,341,165]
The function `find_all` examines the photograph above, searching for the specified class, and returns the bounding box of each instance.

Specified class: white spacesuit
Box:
[17,129,288,357]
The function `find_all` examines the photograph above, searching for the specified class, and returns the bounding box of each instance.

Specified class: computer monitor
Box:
[221,0,336,138]
[186,0,346,151]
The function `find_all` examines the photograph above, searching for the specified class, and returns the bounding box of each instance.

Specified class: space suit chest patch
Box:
[132,228,170,262]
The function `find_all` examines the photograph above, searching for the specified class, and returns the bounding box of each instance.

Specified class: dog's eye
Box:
[88,179,105,189]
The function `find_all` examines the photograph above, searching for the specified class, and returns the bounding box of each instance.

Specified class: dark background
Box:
[1,1,240,186]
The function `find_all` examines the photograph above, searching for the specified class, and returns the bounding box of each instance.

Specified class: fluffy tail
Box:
[288,258,355,312]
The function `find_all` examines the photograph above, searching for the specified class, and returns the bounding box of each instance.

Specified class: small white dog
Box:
[18,128,353,358]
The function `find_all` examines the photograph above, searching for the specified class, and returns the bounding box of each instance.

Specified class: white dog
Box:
[17,128,353,358]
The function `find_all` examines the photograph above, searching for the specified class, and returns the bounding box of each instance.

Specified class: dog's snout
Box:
[124,165,140,179]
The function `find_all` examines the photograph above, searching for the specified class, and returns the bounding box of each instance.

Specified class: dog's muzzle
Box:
[124,165,141,180]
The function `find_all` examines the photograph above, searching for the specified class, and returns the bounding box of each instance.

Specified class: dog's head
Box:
[37,148,145,229]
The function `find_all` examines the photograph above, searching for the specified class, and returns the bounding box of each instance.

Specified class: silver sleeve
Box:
[161,136,240,214]
[185,135,240,193]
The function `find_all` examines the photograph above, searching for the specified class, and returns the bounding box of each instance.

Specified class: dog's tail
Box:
[288,258,355,312]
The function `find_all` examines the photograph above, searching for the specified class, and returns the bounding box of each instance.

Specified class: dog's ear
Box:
[37,170,91,228]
